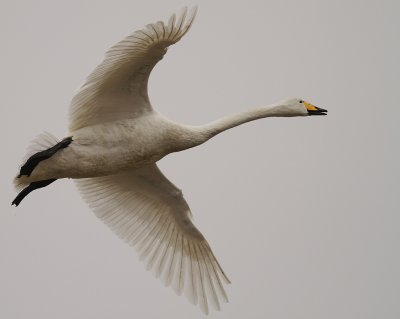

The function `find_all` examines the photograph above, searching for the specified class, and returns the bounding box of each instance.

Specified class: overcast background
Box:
[1,0,398,318]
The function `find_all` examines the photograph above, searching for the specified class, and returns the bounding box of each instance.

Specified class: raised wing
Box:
[75,164,230,314]
[69,7,197,132]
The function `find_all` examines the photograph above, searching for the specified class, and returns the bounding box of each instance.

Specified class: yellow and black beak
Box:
[304,101,327,116]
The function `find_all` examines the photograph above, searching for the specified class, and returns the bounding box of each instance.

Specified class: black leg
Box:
[12,179,57,207]
[18,137,73,177]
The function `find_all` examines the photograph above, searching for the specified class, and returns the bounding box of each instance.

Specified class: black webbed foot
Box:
[12,179,57,206]
[18,137,73,178]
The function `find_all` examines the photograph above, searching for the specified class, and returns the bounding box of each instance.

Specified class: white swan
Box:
[12,7,327,314]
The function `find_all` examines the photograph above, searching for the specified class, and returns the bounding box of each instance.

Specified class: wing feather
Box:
[69,7,197,132]
[75,163,229,314]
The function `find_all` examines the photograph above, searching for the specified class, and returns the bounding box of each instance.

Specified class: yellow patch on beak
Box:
[304,101,318,111]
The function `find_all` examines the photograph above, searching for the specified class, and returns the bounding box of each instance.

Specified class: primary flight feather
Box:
[13,7,327,314]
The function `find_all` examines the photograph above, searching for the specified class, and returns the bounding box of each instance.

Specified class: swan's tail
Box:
[13,131,60,191]
[12,132,74,206]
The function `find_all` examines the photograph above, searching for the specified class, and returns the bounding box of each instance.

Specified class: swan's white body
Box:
[20,102,307,182]
[14,7,326,314]
[26,116,201,180]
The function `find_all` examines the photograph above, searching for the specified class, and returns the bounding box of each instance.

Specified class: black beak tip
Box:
[308,107,328,116]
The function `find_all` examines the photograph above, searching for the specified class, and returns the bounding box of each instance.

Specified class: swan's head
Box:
[278,98,327,116]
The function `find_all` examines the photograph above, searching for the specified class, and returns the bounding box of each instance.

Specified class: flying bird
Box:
[12,7,327,314]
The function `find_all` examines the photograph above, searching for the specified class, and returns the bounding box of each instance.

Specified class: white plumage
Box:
[77,165,230,313]
[13,7,326,314]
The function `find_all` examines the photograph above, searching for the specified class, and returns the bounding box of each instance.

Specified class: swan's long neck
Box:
[203,103,291,138]
[172,103,297,152]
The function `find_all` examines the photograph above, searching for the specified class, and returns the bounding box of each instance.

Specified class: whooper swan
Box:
[12,7,327,314]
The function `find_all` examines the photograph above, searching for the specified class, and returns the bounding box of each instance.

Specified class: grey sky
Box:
[1,0,398,318]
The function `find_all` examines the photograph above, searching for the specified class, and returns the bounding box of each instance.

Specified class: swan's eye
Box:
[299,100,304,103]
